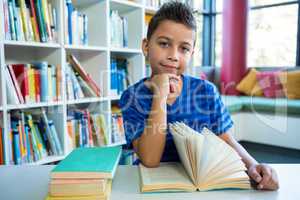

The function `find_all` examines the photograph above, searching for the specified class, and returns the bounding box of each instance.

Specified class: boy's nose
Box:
[167,48,179,62]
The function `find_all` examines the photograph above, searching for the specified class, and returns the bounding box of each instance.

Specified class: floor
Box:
[239,141,300,164]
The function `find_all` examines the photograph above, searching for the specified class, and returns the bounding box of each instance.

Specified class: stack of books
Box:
[46,146,122,200]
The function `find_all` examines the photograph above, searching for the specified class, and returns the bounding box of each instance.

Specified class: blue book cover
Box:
[66,0,73,44]
[49,120,63,155]
[111,58,118,93]
[12,130,21,165]
[50,65,56,101]
[8,2,16,40]
[35,0,47,42]
[83,14,88,45]
[41,109,57,155]
[32,61,48,102]
[122,17,128,47]
[24,124,32,163]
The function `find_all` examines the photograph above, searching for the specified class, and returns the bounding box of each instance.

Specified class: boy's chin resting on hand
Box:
[247,163,279,191]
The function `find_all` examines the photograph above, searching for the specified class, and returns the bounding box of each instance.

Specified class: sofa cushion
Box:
[256,71,285,98]
[236,69,264,96]
[279,70,300,99]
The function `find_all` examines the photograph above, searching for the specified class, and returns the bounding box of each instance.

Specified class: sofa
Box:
[196,66,300,150]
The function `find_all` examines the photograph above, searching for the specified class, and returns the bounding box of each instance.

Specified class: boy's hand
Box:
[149,74,180,97]
[247,163,279,190]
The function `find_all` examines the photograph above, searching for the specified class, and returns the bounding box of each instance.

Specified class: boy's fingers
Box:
[167,73,180,81]
[248,167,262,183]
[257,166,272,189]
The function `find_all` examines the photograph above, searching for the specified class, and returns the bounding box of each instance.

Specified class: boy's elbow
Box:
[140,157,161,168]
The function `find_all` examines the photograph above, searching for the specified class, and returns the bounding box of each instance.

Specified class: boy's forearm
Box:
[219,133,258,169]
[137,96,168,167]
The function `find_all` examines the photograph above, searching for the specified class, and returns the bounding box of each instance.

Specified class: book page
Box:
[170,124,196,184]
[204,159,247,184]
[139,162,196,192]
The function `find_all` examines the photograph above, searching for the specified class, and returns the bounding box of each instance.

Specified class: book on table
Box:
[51,146,122,179]
[139,122,251,193]
[46,146,121,199]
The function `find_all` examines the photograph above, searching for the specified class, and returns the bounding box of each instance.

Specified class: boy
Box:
[119,1,278,190]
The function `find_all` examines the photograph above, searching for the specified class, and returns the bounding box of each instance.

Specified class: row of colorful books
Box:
[46,146,122,200]
[3,0,58,42]
[65,0,88,45]
[5,62,62,105]
[110,58,129,96]
[110,10,128,48]
[5,108,62,165]
[5,54,101,105]
[66,109,108,151]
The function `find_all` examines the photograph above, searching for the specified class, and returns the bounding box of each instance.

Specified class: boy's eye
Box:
[159,41,169,48]
[181,47,190,53]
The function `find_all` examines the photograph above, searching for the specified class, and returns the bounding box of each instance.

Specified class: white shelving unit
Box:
[0,0,196,165]
[0,0,148,165]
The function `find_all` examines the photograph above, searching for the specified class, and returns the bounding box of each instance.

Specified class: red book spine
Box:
[11,64,30,103]
[34,68,41,102]
[68,55,101,96]
[85,110,94,147]
[7,65,25,104]
[0,128,3,164]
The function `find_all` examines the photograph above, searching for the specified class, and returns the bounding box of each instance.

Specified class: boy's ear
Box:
[142,38,149,57]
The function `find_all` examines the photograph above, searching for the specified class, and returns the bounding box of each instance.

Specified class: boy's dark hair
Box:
[147,1,196,40]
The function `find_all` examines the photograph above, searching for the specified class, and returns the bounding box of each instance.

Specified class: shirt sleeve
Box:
[119,89,147,148]
[208,85,233,135]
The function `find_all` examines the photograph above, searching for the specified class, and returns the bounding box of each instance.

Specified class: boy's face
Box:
[142,20,195,77]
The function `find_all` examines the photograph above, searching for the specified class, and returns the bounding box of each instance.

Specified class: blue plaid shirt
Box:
[119,75,233,162]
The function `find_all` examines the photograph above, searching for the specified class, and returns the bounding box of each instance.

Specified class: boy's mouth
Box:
[161,64,178,69]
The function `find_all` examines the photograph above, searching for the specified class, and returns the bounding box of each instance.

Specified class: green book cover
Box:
[51,146,122,179]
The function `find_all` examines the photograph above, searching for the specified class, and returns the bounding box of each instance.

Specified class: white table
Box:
[0,164,299,200]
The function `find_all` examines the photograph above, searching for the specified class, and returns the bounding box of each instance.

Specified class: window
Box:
[248,3,298,67]
[214,0,299,67]
[193,13,203,66]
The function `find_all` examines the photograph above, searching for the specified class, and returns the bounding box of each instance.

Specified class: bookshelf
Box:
[0,0,195,165]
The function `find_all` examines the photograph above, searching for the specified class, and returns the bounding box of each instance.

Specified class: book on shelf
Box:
[0,127,4,165]
[65,0,88,45]
[110,10,128,48]
[66,110,108,150]
[3,0,58,43]
[51,145,122,179]
[111,105,125,144]
[139,122,251,193]
[6,62,61,104]
[110,58,129,96]
[6,109,62,165]
[67,54,101,97]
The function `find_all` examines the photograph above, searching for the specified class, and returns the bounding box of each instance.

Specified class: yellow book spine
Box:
[18,0,29,40]
[17,120,26,162]
[41,0,52,41]
[28,66,36,103]
[31,17,40,42]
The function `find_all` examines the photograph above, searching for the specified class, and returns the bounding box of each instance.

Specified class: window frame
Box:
[194,0,300,67]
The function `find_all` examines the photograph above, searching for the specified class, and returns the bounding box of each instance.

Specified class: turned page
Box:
[139,162,196,191]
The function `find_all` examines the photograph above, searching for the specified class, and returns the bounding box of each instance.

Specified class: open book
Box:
[139,122,251,192]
